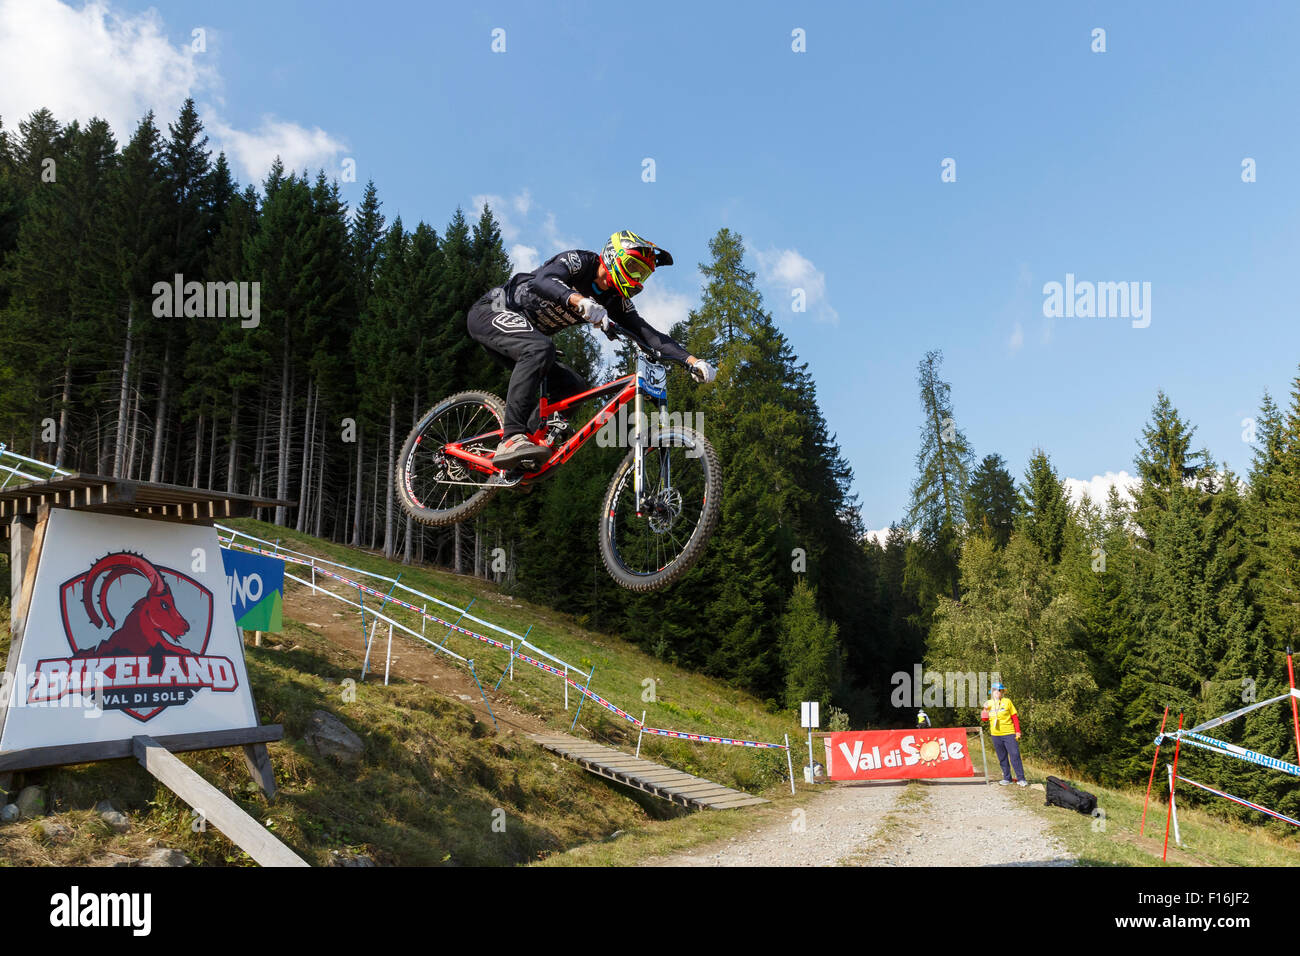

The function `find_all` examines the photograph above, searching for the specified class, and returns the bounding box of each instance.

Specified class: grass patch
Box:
[0,519,801,866]
[1008,760,1300,868]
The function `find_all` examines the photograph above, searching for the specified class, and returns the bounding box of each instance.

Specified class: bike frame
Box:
[440,349,671,512]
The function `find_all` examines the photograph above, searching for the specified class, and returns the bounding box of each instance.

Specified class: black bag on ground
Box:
[1044,775,1097,815]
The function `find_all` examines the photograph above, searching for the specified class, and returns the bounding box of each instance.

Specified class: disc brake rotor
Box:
[646,487,683,534]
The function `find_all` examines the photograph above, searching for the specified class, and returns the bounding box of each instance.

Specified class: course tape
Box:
[1187,692,1292,735]
[1176,774,1300,827]
[218,528,574,669]
[219,536,787,749]
[219,537,581,672]
[1158,731,1300,777]
[639,726,786,749]
[562,676,640,725]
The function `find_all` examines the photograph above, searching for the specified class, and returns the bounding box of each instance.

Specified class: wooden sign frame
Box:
[1,483,302,866]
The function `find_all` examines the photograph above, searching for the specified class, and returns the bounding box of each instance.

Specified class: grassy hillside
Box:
[0,518,798,866]
[1,518,1295,868]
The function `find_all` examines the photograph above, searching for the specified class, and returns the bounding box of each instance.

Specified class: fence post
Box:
[1167,763,1182,847]
[383,622,394,686]
[636,711,646,758]
[360,619,379,681]
[785,734,796,795]
[1162,712,1185,861]
[569,666,594,733]
[978,725,989,785]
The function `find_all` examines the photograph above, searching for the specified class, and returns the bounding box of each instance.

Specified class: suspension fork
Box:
[633,387,645,515]
[631,393,670,516]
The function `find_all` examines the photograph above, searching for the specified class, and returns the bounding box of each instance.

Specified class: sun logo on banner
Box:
[915,738,945,766]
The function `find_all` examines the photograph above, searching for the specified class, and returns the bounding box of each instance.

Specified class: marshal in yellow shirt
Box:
[984,697,1018,736]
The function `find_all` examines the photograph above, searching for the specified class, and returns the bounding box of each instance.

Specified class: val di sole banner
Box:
[824,729,975,780]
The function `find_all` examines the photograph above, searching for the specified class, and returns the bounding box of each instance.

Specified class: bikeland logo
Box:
[26,551,238,722]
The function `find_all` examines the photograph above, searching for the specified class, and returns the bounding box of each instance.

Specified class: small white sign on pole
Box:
[800,701,819,729]
[800,701,819,784]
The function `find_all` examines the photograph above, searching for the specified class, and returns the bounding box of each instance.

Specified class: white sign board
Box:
[0,509,258,753]
[801,701,819,729]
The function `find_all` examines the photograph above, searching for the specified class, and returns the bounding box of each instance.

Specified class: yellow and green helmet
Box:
[601,230,673,298]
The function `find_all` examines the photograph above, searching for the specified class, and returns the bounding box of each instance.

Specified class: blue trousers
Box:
[992,733,1025,781]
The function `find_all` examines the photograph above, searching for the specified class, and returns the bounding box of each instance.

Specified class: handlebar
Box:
[597,319,665,366]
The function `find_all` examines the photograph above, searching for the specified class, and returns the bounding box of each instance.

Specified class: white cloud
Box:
[0,0,347,186]
[632,285,691,335]
[509,243,539,272]
[1062,470,1138,507]
[209,116,347,183]
[1009,322,1024,351]
[471,193,521,240]
[0,0,211,141]
[541,211,579,253]
[752,245,838,323]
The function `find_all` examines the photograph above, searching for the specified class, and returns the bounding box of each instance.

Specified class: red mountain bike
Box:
[395,332,721,591]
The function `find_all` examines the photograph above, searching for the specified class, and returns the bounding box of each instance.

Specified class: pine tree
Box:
[907,349,972,602]
[967,452,1017,548]
[779,579,843,709]
[105,112,168,476]
[1017,450,1070,564]
[928,534,1099,760]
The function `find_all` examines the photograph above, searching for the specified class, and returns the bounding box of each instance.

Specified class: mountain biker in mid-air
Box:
[467,230,717,471]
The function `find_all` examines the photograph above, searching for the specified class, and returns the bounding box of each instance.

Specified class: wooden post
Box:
[8,515,34,635]
[241,742,277,798]
[133,735,307,867]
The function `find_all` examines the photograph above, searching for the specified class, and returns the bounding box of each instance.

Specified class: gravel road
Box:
[644,779,1076,867]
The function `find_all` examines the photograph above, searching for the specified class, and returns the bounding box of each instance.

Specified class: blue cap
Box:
[992,681,1006,690]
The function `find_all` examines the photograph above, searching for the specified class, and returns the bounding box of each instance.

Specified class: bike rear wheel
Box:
[395,390,506,527]
[598,425,721,591]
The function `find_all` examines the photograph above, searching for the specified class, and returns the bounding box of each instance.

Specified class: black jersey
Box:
[502,250,689,364]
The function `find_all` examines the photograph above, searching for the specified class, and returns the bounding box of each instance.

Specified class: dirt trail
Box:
[278,574,553,737]
[645,779,1076,867]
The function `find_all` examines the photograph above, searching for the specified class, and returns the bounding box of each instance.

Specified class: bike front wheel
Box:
[395,390,505,527]
[598,425,721,591]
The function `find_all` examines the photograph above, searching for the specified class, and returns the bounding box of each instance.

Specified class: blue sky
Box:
[3,0,1299,533]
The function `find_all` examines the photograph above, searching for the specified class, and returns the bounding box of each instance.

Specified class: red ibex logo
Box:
[31,551,231,722]
[76,552,192,658]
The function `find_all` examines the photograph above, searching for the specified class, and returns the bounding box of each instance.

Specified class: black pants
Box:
[466,289,589,438]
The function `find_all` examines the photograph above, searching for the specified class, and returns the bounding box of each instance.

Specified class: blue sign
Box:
[220,548,285,632]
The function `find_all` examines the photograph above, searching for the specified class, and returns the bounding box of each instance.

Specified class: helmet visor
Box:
[612,250,654,295]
